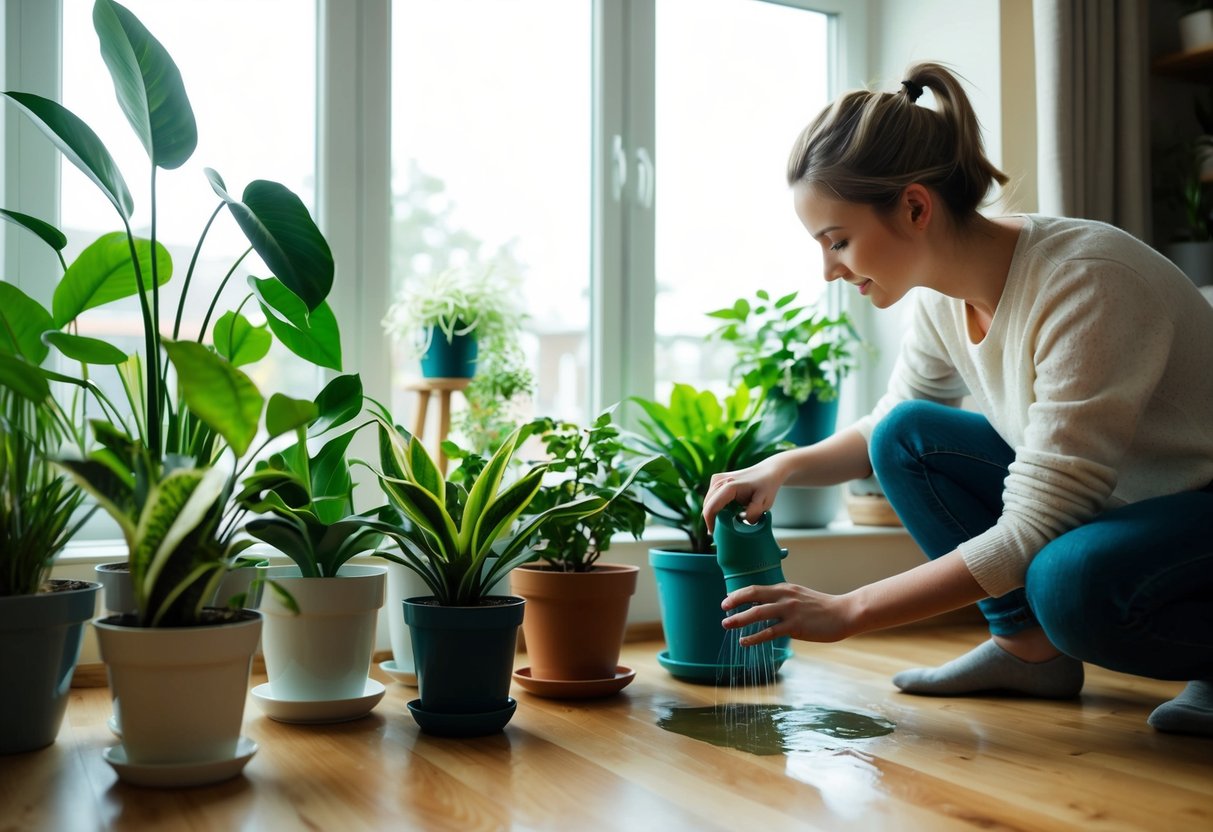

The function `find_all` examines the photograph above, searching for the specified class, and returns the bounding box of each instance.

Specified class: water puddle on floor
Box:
[657,704,894,756]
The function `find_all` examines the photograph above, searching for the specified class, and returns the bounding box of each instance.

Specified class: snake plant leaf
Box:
[265,393,318,439]
[467,464,545,562]
[136,465,226,606]
[0,208,67,252]
[0,284,53,364]
[92,0,196,169]
[54,233,172,326]
[461,425,524,554]
[207,170,333,312]
[212,311,271,367]
[2,91,133,219]
[249,276,342,370]
[0,354,50,401]
[42,331,128,365]
[380,475,459,560]
[162,340,263,457]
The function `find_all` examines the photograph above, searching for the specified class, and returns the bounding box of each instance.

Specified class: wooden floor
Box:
[3,625,1211,832]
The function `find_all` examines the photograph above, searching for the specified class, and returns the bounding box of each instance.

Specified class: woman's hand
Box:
[721,583,858,645]
[702,455,790,534]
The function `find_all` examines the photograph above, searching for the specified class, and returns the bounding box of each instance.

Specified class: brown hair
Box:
[786,62,1008,220]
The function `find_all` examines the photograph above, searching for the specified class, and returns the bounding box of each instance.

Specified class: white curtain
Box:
[1033,0,1149,238]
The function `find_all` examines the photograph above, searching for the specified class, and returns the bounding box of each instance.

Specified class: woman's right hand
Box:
[702,454,790,534]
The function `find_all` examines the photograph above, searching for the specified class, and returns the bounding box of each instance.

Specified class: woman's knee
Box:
[1025,531,1129,660]
[869,400,949,479]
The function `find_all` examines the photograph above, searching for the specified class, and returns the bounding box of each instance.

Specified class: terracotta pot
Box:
[510,563,638,681]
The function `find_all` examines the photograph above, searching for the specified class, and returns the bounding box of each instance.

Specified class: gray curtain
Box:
[1033,0,1149,238]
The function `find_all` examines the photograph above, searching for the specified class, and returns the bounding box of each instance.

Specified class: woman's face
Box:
[792,182,918,309]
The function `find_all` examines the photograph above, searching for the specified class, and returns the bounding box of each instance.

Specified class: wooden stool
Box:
[405,377,471,474]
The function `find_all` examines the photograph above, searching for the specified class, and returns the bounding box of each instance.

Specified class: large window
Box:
[61,0,319,406]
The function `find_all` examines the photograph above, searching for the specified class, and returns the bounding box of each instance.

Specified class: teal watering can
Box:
[713,504,787,593]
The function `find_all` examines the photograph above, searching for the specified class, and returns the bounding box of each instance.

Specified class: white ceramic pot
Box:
[259,564,386,701]
[95,612,262,765]
[1180,9,1213,52]
[771,484,841,529]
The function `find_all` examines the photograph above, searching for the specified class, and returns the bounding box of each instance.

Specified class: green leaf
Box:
[162,340,264,457]
[249,277,342,370]
[207,170,333,312]
[311,374,363,434]
[212,311,271,367]
[93,0,197,169]
[0,283,53,364]
[266,394,318,439]
[54,232,171,326]
[43,331,127,365]
[0,208,67,252]
[2,91,133,218]
[0,354,50,401]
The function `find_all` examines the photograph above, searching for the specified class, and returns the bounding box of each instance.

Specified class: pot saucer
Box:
[378,659,417,687]
[406,697,517,737]
[657,647,793,685]
[103,736,257,788]
[251,678,386,724]
[107,715,122,738]
[512,665,636,699]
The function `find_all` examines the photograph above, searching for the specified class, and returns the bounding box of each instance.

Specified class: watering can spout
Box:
[713,504,787,593]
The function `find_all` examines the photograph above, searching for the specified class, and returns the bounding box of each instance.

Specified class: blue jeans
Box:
[869,400,1213,681]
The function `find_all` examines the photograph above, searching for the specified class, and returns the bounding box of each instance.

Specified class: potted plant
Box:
[0,0,341,781]
[362,418,607,736]
[236,374,391,723]
[381,260,524,379]
[707,289,861,527]
[507,409,661,699]
[624,382,795,682]
[1162,132,1213,287]
[0,360,98,754]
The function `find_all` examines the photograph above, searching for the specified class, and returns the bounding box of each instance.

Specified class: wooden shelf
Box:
[1153,42,1213,84]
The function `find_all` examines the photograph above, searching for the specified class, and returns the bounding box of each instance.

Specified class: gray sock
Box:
[1148,681,1213,737]
[892,639,1084,698]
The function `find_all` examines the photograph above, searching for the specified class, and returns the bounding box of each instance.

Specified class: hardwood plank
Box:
[5,625,1211,832]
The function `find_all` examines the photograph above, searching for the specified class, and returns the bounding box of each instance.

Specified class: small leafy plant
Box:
[522,409,660,573]
[364,420,607,605]
[382,260,524,361]
[624,383,795,553]
[707,289,860,404]
[236,375,387,579]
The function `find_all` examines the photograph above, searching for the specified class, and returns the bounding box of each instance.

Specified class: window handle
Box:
[611,135,628,202]
[635,147,654,208]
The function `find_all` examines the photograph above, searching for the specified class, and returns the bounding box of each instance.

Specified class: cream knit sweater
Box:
[853,215,1213,597]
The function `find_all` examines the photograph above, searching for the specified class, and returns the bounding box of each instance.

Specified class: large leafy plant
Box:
[237,375,387,578]
[624,383,795,553]
[0,0,344,625]
[707,289,860,404]
[364,420,608,605]
[522,410,662,573]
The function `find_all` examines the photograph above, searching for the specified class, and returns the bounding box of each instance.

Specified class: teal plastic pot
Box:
[420,329,478,378]
[773,389,839,447]
[649,548,730,665]
[0,580,101,754]
[404,596,524,716]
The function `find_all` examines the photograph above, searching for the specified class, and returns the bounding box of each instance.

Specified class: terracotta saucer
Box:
[512,665,636,699]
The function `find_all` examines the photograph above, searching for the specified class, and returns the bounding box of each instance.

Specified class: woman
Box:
[701,62,1213,737]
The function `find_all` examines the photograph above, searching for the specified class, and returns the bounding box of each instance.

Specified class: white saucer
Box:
[107,715,122,738]
[251,678,386,724]
[103,737,257,788]
[378,659,417,687]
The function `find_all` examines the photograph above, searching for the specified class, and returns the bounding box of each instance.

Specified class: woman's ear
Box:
[902,183,932,231]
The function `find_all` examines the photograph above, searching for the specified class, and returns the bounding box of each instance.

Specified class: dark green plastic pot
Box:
[0,581,101,754]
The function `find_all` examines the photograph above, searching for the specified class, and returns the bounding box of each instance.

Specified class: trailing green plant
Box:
[236,374,389,578]
[707,289,860,404]
[362,419,608,605]
[0,0,346,625]
[381,259,525,360]
[452,339,536,456]
[624,383,795,553]
[521,409,664,573]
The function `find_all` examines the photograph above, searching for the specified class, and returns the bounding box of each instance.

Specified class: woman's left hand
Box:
[721,583,857,645]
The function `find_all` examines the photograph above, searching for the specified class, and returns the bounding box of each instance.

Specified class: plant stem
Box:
[199,246,253,343]
[173,201,225,340]
[122,219,160,456]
